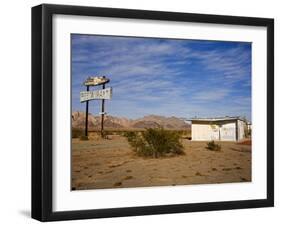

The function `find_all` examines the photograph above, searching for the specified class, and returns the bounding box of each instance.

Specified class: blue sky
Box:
[71,34,251,121]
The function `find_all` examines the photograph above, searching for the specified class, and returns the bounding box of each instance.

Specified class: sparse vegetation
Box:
[240,177,248,182]
[206,140,221,151]
[72,135,252,189]
[72,128,90,141]
[124,176,133,180]
[175,130,191,139]
[124,128,184,158]
[195,171,203,176]
[72,128,83,138]
[79,135,89,141]
[113,181,122,187]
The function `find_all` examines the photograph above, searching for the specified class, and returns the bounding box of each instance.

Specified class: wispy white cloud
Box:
[188,45,251,84]
[192,89,230,101]
[72,35,252,120]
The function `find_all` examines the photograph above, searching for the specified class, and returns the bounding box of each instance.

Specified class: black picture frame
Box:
[32,4,274,222]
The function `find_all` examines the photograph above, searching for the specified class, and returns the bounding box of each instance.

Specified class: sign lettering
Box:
[80,87,112,102]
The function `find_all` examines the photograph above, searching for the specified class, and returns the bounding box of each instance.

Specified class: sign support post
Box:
[80,76,111,139]
[101,83,105,137]
[85,85,89,137]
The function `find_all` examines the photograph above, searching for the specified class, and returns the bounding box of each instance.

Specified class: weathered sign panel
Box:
[84,76,110,86]
[80,87,112,102]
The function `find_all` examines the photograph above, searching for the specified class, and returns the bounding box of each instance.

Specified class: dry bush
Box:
[206,140,221,151]
[124,128,184,158]
[72,128,83,138]
[79,135,89,141]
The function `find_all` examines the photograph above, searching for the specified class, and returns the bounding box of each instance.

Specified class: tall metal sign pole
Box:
[80,76,112,138]
[100,83,106,137]
[84,85,90,137]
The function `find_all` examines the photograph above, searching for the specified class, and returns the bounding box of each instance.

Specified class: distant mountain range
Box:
[72,111,190,130]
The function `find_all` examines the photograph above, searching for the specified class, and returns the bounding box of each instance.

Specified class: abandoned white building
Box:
[191,117,248,141]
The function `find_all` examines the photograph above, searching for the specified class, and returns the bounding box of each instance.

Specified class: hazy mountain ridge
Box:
[72,112,190,130]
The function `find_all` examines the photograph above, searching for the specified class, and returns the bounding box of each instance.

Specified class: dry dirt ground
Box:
[72,135,251,190]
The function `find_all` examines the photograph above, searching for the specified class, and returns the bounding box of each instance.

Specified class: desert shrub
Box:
[179,130,191,140]
[123,131,137,140]
[124,128,184,158]
[206,140,221,151]
[114,130,124,136]
[72,128,83,138]
[79,135,89,141]
[123,131,145,152]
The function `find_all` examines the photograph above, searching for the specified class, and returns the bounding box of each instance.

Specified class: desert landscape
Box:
[71,36,252,191]
[71,113,251,190]
[72,134,251,190]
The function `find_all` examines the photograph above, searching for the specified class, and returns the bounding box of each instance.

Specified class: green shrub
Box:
[124,128,184,158]
[72,128,83,138]
[123,131,139,142]
[80,135,89,141]
[179,130,191,140]
[206,140,221,151]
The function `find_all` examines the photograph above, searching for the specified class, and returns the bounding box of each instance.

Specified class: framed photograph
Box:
[32,4,274,221]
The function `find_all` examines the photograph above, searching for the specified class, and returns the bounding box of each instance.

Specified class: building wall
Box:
[191,123,219,141]
[220,122,236,141]
[237,119,246,141]
[192,121,237,141]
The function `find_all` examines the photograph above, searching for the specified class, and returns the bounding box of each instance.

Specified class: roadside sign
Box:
[84,76,110,86]
[81,75,111,138]
[80,87,112,102]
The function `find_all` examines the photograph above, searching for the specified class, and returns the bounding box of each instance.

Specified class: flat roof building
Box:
[190,117,248,141]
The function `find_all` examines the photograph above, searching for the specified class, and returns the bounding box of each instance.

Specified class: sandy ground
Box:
[72,135,251,190]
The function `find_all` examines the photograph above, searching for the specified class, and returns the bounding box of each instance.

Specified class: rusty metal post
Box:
[85,85,89,137]
[101,83,105,138]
